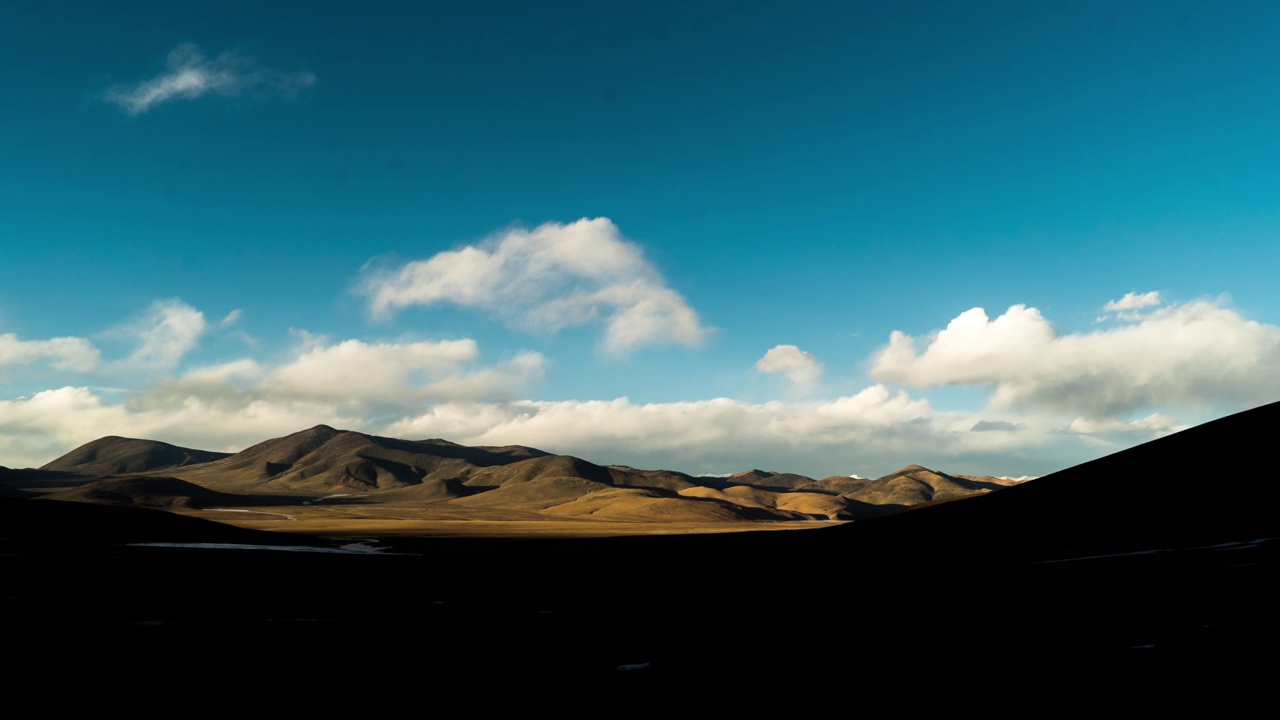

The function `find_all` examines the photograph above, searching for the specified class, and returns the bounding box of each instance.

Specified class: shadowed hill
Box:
[823,399,1280,563]
[43,476,301,509]
[698,469,818,492]
[0,467,33,498]
[0,466,115,495]
[0,495,328,546]
[41,436,230,476]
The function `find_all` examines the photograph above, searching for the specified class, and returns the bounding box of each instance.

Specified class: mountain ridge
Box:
[29,425,1015,523]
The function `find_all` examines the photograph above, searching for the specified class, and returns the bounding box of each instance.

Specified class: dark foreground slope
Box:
[5,402,1280,710]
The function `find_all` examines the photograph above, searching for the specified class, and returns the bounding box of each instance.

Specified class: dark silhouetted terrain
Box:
[4,402,1279,710]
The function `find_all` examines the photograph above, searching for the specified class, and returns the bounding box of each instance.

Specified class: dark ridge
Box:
[42,476,306,509]
[0,495,324,546]
[820,399,1280,565]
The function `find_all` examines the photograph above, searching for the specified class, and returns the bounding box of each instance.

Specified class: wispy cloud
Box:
[123,299,208,369]
[358,218,710,356]
[1064,413,1183,437]
[104,43,315,115]
[871,296,1280,417]
[0,333,99,371]
[217,309,243,329]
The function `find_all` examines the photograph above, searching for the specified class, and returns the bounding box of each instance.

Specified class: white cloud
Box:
[359,218,709,355]
[0,333,548,468]
[140,337,544,411]
[1064,413,1183,436]
[267,338,490,403]
[1103,291,1163,313]
[124,299,208,369]
[756,345,823,388]
[0,333,99,371]
[871,297,1280,417]
[104,43,315,116]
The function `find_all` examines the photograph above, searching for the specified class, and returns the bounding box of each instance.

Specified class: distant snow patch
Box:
[128,542,401,555]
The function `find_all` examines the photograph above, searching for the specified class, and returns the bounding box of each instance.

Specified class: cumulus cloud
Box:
[104,43,315,115]
[124,299,208,369]
[267,338,479,400]
[358,218,709,355]
[262,339,545,404]
[871,297,1280,417]
[0,333,99,371]
[756,345,823,388]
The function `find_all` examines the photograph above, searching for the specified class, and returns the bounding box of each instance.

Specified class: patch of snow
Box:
[206,508,295,520]
[303,493,356,506]
[128,542,407,555]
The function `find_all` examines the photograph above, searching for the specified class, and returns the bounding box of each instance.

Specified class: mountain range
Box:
[9,425,1019,526]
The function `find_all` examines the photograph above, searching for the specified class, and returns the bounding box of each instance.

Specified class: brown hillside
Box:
[41,436,230,476]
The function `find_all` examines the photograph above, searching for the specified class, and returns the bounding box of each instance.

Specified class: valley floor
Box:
[178,504,847,537]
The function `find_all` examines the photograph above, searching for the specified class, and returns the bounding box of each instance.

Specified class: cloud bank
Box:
[2,378,1048,478]
[871,294,1280,417]
[104,43,315,115]
[3,291,1273,479]
[359,218,709,355]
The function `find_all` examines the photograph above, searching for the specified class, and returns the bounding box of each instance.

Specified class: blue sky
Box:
[3,1,1279,478]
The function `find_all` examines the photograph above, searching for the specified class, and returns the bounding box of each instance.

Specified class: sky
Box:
[2,1,1279,479]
